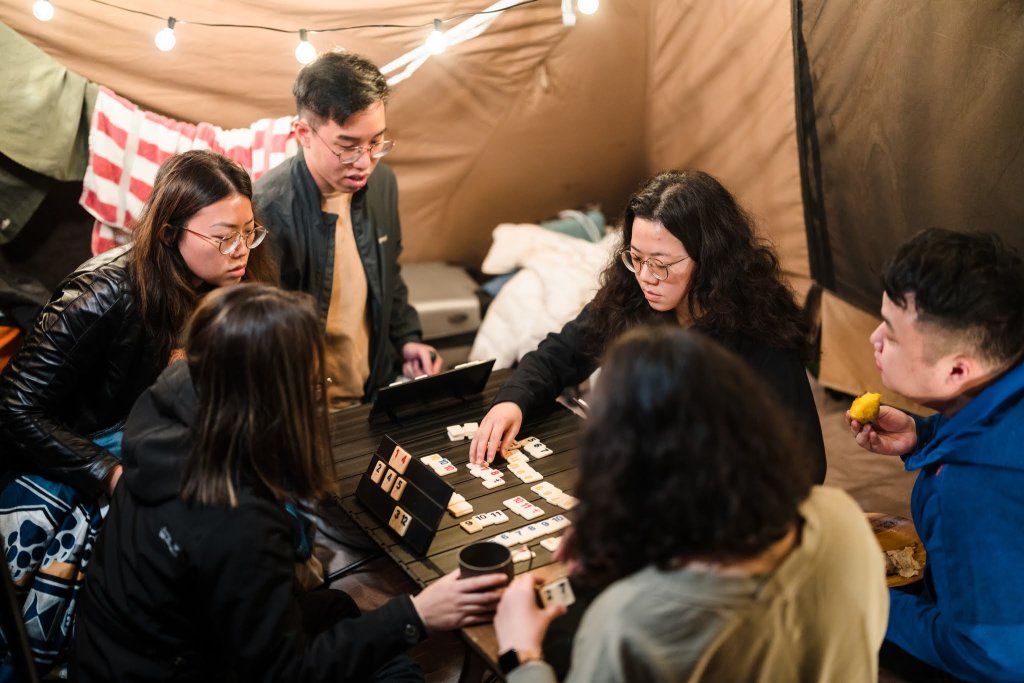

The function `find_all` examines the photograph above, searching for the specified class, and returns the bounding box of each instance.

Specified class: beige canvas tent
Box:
[2,0,1022,401]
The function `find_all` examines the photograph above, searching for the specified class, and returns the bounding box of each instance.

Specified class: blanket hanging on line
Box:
[80,86,298,255]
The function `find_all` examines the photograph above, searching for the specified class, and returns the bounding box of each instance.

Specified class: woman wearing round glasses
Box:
[0,149,276,677]
[470,170,826,483]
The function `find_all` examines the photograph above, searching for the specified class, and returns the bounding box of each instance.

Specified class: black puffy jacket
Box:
[0,245,162,498]
[75,361,426,682]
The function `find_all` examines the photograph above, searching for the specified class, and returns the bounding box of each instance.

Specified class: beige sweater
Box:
[510,486,889,683]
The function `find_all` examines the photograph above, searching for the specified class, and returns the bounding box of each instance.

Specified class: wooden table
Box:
[328,369,581,675]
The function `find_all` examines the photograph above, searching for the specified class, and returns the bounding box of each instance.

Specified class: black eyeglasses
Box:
[181,226,268,255]
[620,250,690,281]
[309,126,395,164]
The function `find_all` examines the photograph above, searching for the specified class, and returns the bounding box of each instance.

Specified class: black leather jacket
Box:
[254,152,422,399]
[0,245,161,498]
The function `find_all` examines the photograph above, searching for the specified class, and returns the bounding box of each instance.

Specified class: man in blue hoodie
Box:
[848,228,1024,682]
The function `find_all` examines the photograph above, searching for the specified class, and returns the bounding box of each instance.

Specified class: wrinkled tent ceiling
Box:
[0,0,809,283]
[7,0,1022,404]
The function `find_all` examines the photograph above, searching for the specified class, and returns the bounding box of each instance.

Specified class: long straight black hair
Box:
[130,150,278,363]
[180,284,334,506]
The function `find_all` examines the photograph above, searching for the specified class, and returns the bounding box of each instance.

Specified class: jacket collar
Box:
[905,360,1024,471]
[291,147,371,211]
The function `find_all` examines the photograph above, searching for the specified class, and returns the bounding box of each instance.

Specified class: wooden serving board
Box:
[866,512,927,587]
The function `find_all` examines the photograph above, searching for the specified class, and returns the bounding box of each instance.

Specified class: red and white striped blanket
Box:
[80,86,297,254]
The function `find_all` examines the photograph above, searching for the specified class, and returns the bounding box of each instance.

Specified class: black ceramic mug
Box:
[458,541,514,585]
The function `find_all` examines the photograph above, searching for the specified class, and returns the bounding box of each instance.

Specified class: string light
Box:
[577,0,599,15]
[32,0,54,21]
[154,17,176,51]
[425,18,446,55]
[25,0,552,84]
[560,0,576,27]
[294,29,317,64]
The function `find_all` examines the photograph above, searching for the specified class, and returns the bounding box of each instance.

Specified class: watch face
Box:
[498,649,521,674]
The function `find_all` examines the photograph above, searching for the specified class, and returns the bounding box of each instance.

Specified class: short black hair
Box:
[293,51,389,126]
[568,326,813,587]
[883,228,1024,367]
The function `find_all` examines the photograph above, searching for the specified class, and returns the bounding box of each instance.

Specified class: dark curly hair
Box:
[883,228,1024,368]
[579,170,810,361]
[567,326,813,587]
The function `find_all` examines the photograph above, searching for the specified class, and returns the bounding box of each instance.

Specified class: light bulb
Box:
[577,0,599,15]
[295,29,316,65]
[32,0,54,21]
[154,17,176,52]
[561,0,576,26]
[426,19,446,55]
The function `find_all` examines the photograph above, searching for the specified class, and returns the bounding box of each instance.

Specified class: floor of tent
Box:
[321,375,919,682]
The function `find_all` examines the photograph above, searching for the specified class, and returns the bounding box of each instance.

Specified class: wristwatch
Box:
[498,648,543,674]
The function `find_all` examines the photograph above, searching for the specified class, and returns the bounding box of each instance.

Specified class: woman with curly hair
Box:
[470,170,825,482]
[493,327,887,682]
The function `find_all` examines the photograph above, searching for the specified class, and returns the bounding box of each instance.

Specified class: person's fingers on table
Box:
[485,426,507,464]
[471,417,504,465]
[491,405,522,463]
[500,429,517,455]
[469,425,492,464]
[480,426,502,465]
[486,417,515,464]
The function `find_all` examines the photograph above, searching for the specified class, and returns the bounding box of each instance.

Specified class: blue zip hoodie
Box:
[886,360,1024,682]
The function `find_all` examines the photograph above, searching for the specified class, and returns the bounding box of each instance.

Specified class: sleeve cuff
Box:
[506,660,558,683]
[391,594,427,645]
[394,334,423,350]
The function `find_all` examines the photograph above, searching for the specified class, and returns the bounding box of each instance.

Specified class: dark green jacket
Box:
[253,151,422,399]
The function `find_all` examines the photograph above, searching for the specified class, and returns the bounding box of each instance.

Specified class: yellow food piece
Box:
[850,392,881,422]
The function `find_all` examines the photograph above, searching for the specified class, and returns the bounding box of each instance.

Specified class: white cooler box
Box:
[403,262,482,367]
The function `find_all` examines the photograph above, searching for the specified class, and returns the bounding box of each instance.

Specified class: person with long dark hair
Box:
[0,150,276,676]
[74,285,505,682]
[469,170,826,482]
[493,327,887,681]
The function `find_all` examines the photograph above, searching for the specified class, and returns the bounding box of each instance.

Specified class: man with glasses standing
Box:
[255,51,441,410]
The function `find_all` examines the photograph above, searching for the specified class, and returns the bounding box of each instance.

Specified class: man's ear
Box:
[945,353,978,391]
[294,119,312,148]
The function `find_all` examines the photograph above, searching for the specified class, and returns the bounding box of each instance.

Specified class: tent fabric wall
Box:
[796,0,1024,310]
[648,0,809,291]
[0,2,650,266]
[795,0,1024,396]
[1,0,809,279]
